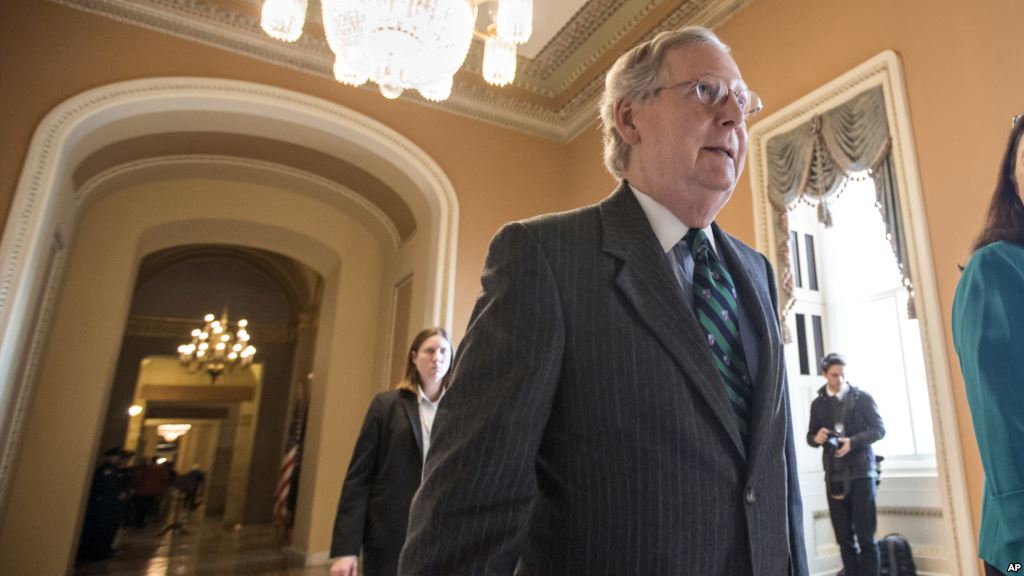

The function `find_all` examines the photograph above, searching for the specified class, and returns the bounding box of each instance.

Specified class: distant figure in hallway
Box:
[77,447,126,562]
[132,456,170,528]
[400,26,807,576]
[329,328,453,576]
[175,464,206,512]
[807,353,884,576]
[952,114,1024,576]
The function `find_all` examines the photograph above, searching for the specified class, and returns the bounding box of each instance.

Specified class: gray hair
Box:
[598,26,730,179]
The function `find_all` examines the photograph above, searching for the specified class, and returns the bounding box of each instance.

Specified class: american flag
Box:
[274,400,307,525]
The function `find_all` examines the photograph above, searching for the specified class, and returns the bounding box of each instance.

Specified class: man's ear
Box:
[614,98,642,145]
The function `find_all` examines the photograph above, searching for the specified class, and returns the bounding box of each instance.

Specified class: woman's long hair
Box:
[395,327,452,393]
[972,116,1024,252]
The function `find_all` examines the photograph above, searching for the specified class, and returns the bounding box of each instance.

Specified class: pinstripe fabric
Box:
[399,183,807,576]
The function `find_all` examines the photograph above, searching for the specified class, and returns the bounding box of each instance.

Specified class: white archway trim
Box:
[748,50,975,575]
[0,76,459,518]
[76,155,403,249]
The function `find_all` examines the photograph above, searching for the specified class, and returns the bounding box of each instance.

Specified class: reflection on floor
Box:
[74,518,330,576]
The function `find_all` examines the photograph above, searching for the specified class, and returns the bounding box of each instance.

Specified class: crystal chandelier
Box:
[177,310,256,384]
[260,0,533,101]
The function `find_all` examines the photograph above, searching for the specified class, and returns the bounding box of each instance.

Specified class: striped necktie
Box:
[684,228,752,442]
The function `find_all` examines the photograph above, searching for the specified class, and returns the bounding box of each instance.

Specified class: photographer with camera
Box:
[808,353,885,576]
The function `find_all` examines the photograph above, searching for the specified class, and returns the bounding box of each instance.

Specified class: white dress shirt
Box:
[628,183,760,385]
[418,386,445,457]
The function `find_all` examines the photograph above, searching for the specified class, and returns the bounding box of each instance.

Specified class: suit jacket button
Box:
[745,487,755,504]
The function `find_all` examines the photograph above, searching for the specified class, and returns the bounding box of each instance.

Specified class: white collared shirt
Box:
[418,387,446,457]
[825,380,850,400]
[628,182,759,385]
[629,182,719,305]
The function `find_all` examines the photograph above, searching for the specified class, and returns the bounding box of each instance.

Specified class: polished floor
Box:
[73,514,330,576]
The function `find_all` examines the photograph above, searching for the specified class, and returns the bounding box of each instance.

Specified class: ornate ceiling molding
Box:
[528,0,635,81]
[48,0,752,142]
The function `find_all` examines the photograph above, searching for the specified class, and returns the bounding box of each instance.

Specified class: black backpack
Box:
[879,533,917,575]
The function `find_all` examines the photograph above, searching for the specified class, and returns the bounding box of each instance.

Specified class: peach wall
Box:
[0,0,573,341]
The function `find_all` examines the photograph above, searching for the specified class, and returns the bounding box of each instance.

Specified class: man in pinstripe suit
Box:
[400,26,808,576]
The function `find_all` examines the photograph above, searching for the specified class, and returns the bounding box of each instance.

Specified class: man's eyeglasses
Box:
[1013,113,1022,128]
[656,75,763,118]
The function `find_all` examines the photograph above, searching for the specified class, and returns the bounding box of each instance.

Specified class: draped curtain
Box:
[764,86,914,342]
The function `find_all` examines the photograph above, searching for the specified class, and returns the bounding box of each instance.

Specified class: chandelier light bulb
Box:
[204,314,215,322]
[418,77,453,102]
[483,35,517,86]
[238,319,248,328]
[496,0,533,44]
[333,58,369,87]
[260,0,308,42]
[228,352,238,360]
[128,405,143,417]
[190,329,201,337]
[378,81,405,100]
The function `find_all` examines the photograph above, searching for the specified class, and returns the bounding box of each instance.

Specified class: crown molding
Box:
[47,0,751,142]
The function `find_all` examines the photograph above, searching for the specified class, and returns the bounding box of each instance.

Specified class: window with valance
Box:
[765,86,915,342]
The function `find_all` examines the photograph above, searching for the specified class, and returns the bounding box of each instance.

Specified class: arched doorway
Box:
[0,78,458,575]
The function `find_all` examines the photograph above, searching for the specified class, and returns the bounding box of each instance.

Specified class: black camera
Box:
[825,431,842,450]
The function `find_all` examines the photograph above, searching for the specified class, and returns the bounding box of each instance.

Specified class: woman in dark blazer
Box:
[329,327,452,576]
[952,115,1024,576]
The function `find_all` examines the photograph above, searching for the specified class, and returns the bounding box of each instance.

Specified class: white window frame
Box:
[748,50,974,574]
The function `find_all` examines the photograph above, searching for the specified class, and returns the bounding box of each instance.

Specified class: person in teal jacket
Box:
[952,113,1024,576]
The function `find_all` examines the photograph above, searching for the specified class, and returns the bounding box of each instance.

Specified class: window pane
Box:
[812,314,824,375]
[826,180,903,296]
[795,313,809,375]
[790,230,803,289]
[848,295,915,456]
[805,234,819,291]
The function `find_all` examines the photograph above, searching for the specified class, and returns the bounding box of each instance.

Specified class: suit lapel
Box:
[713,225,784,470]
[400,390,425,457]
[600,184,745,458]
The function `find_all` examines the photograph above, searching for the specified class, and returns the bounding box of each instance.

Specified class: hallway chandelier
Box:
[260,0,533,101]
[157,423,192,442]
[177,311,256,384]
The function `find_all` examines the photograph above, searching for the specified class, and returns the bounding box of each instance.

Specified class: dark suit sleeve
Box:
[764,254,809,576]
[806,397,824,448]
[850,392,884,450]
[400,222,565,575]
[784,380,809,576]
[331,395,383,558]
